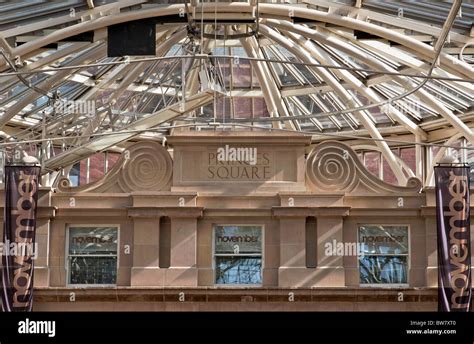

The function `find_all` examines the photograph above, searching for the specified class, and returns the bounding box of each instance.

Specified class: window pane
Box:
[69,227,118,255]
[215,257,262,284]
[69,162,80,187]
[363,151,380,177]
[69,256,117,285]
[359,256,408,284]
[359,225,408,255]
[215,226,262,254]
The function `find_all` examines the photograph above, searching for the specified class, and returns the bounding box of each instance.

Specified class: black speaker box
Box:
[107,18,156,57]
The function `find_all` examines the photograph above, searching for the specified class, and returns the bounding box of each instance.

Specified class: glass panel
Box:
[400,147,416,175]
[359,225,408,255]
[382,151,398,185]
[233,97,252,119]
[69,227,118,255]
[215,257,262,284]
[253,98,269,118]
[69,256,117,285]
[232,49,251,88]
[214,226,262,254]
[69,162,80,187]
[359,256,408,284]
[363,151,380,178]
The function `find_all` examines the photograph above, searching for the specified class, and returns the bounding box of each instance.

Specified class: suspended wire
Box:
[213,0,217,125]
[0,49,53,100]
[1,122,473,152]
[244,0,465,124]
[200,1,204,55]
[0,1,470,157]
[223,24,226,125]
[0,54,472,83]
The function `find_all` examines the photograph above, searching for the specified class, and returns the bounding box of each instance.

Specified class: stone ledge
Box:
[127,207,204,218]
[272,206,350,217]
[33,287,442,303]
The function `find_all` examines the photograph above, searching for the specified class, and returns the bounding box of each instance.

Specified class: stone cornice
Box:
[127,207,204,218]
[349,208,421,217]
[272,206,351,217]
[203,208,272,217]
[420,206,474,217]
[0,206,56,219]
[167,132,311,146]
[55,208,128,218]
[33,287,440,303]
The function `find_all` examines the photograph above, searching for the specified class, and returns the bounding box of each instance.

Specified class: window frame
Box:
[357,224,410,288]
[212,224,264,287]
[65,224,120,288]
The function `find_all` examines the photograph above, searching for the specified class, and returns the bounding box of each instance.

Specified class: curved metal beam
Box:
[352,144,416,179]
[3,2,471,80]
[264,19,474,145]
[278,26,428,140]
[0,42,105,129]
[260,24,408,185]
[239,34,293,130]
[258,3,473,79]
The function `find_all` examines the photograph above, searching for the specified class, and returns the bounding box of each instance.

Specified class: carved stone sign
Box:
[207,149,271,181]
[168,132,310,192]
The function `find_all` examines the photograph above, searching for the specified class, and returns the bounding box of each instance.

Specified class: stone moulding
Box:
[306,141,422,195]
[57,141,173,193]
[33,287,438,304]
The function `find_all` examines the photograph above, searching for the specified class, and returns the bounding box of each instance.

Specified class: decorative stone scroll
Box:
[57,141,172,193]
[306,141,422,194]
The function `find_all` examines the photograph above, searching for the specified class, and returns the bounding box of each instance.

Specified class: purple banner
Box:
[435,166,472,312]
[1,166,41,312]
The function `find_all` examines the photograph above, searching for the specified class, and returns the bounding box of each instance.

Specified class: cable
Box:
[213,0,217,125]
[0,2,468,151]
[1,122,474,152]
[223,24,226,125]
[0,49,53,99]
[248,0,464,124]
[0,54,472,83]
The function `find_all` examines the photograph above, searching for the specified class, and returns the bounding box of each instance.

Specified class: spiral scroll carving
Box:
[56,141,172,193]
[306,144,357,192]
[118,142,172,192]
[405,177,423,190]
[306,141,422,194]
[57,176,71,190]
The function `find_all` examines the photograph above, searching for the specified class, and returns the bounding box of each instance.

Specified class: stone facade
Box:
[1,131,472,311]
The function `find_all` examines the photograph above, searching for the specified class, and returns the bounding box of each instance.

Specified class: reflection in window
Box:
[358,225,409,285]
[216,257,262,285]
[69,162,81,187]
[68,226,118,285]
[214,225,262,285]
[69,256,117,285]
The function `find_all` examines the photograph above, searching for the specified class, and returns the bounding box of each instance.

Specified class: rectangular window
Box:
[67,226,118,285]
[358,225,409,285]
[214,225,262,285]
